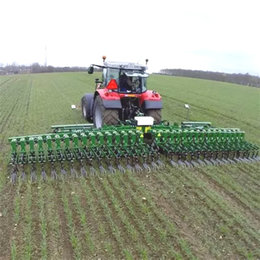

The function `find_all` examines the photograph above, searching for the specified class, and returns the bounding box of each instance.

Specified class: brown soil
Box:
[134,171,213,260]
[53,185,74,260]
[0,185,16,260]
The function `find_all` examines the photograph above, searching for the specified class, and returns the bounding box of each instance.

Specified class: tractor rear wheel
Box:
[93,95,119,128]
[146,109,161,124]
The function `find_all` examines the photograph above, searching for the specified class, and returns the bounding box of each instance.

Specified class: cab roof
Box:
[104,61,146,71]
[91,61,147,71]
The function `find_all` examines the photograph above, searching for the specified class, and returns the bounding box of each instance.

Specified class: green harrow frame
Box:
[8,122,259,182]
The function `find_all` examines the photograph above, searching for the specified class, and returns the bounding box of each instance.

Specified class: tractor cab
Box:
[88,57,149,94]
[84,57,162,128]
[102,63,148,94]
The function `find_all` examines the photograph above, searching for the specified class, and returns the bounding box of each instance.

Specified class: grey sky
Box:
[0,0,259,75]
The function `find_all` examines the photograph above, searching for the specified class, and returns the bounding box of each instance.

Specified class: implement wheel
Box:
[93,95,119,128]
[146,109,161,124]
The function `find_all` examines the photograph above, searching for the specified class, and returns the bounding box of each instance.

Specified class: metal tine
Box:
[134,163,143,172]
[227,158,235,164]
[60,161,67,178]
[118,164,126,173]
[41,164,47,181]
[80,166,87,177]
[216,159,223,165]
[221,158,230,164]
[70,167,78,178]
[245,157,253,163]
[190,160,200,167]
[204,159,213,166]
[156,159,165,168]
[233,158,243,163]
[244,157,253,163]
[143,162,151,172]
[238,157,250,163]
[235,157,244,163]
[51,168,58,179]
[184,161,193,167]
[215,158,224,165]
[90,166,97,175]
[209,159,218,165]
[132,156,142,172]
[245,157,254,163]
[126,163,134,172]
[108,164,116,174]
[247,157,257,163]
[177,160,186,167]
[20,165,26,181]
[170,160,178,167]
[70,163,78,178]
[41,169,47,181]
[79,160,87,178]
[51,163,59,180]
[10,166,17,184]
[252,156,260,161]
[197,159,206,166]
[244,157,253,162]
[99,164,107,174]
[126,158,134,172]
[151,161,159,170]
[88,158,97,176]
[30,164,37,182]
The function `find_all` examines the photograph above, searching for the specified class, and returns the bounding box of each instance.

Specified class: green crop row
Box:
[0,72,259,259]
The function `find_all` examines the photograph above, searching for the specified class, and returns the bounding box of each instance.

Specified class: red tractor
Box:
[81,57,162,128]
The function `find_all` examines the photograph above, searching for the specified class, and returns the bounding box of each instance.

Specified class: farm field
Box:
[0,72,259,259]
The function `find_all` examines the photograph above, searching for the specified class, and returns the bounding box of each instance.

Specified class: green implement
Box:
[8,122,259,182]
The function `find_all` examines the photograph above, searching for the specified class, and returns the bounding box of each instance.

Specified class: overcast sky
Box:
[0,0,259,75]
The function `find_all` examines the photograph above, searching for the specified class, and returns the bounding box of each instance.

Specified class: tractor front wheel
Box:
[146,109,161,124]
[93,96,119,128]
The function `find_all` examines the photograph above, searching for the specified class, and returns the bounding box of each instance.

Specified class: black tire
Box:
[93,95,119,128]
[146,109,161,124]
[81,94,94,122]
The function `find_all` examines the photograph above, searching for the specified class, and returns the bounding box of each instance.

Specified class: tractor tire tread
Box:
[103,110,119,125]
[81,93,94,122]
[94,95,119,127]
[146,109,161,123]
[81,97,87,119]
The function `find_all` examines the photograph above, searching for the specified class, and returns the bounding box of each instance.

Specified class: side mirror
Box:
[88,66,94,74]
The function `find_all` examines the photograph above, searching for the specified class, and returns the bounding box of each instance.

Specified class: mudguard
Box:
[95,89,122,109]
[140,90,162,109]
[143,100,163,109]
[102,99,122,109]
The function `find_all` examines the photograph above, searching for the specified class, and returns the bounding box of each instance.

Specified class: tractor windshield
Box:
[104,67,148,93]
[119,70,147,93]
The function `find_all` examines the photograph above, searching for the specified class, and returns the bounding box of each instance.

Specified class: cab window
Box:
[107,68,119,84]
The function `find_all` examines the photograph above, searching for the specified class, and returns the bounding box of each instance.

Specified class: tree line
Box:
[159,69,260,88]
[1,63,259,87]
[0,63,88,75]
